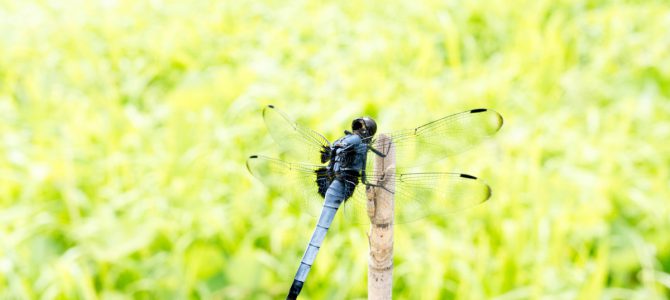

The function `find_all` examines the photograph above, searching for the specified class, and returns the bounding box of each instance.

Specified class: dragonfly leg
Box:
[361,170,394,194]
[368,145,387,158]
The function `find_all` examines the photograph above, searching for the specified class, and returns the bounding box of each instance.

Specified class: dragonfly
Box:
[246,105,503,299]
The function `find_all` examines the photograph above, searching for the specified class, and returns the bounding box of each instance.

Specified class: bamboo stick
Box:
[366,134,395,300]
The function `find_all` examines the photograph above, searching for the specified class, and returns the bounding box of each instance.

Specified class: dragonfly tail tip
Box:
[287,279,303,299]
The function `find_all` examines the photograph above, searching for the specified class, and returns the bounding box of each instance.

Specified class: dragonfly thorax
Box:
[314,132,368,199]
[330,133,366,174]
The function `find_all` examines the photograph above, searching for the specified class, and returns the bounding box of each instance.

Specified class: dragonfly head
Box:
[352,116,377,141]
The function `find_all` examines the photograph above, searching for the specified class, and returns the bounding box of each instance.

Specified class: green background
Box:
[1,0,669,299]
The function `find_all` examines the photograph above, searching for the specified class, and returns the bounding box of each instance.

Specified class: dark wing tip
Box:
[262,105,275,118]
[245,156,258,175]
[471,108,504,130]
[484,185,492,201]
[460,173,477,180]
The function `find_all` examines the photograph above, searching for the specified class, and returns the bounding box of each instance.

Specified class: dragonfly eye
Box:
[352,117,377,139]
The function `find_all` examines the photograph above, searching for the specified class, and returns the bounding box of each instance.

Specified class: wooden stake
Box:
[366,134,395,300]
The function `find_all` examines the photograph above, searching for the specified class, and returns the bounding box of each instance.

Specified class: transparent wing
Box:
[246,155,329,217]
[250,108,500,225]
[369,108,503,169]
[262,105,331,164]
[247,156,491,225]
[341,171,492,225]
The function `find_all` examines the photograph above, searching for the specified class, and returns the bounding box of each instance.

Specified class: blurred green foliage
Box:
[1,0,669,299]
